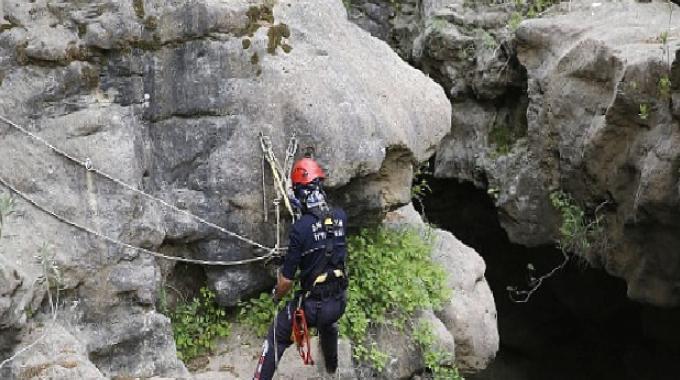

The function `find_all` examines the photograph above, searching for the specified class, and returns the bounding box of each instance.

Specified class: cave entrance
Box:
[418,176,680,380]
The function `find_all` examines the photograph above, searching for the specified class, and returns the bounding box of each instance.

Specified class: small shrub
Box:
[508,12,524,31]
[489,124,515,155]
[170,287,231,361]
[658,75,672,98]
[481,30,497,49]
[339,227,451,368]
[237,289,295,338]
[412,162,433,216]
[509,0,557,30]
[550,191,603,256]
[639,103,650,120]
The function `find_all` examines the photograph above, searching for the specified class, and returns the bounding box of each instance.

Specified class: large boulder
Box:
[0,0,450,376]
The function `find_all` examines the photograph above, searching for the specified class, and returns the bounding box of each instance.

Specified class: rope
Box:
[0,174,274,266]
[259,133,295,218]
[0,114,274,253]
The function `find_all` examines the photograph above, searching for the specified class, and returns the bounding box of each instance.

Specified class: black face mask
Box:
[294,182,328,214]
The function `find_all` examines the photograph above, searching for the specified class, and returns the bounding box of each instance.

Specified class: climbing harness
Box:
[291,297,314,365]
[0,114,297,266]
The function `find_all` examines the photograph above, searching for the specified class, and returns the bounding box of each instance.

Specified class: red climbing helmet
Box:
[291,156,325,186]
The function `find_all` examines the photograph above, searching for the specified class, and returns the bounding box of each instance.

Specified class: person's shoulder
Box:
[292,214,317,230]
[331,207,347,221]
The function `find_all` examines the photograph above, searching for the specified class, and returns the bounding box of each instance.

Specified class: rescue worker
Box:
[252,154,348,380]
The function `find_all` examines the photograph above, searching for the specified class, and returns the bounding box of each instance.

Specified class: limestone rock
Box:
[371,309,455,380]
[83,309,188,378]
[1,322,105,380]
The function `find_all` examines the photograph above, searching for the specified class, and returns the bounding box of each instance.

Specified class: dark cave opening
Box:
[419,176,680,380]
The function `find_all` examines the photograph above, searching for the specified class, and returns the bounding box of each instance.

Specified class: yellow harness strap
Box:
[312,270,344,286]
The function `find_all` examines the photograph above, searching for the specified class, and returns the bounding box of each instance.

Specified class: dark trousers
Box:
[253,292,346,380]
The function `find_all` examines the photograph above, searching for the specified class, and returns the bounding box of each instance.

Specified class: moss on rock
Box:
[266,23,290,55]
[241,5,274,37]
[144,16,158,30]
[132,0,145,19]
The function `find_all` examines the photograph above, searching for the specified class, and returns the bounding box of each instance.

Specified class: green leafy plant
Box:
[658,75,672,98]
[170,287,231,361]
[639,103,650,120]
[481,30,497,49]
[508,0,557,30]
[508,12,524,31]
[411,163,432,201]
[414,321,464,380]
[237,288,295,338]
[489,124,516,155]
[339,227,451,368]
[35,243,62,318]
[549,191,603,256]
[412,162,433,217]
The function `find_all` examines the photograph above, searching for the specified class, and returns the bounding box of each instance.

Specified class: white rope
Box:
[0,174,274,266]
[0,114,274,253]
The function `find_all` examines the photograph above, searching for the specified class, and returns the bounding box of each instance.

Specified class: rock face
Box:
[0,0,450,377]
[351,0,680,307]
[1,322,106,380]
[383,204,499,374]
[510,1,680,307]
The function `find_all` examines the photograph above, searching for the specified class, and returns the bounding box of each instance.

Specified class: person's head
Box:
[291,156,328,213]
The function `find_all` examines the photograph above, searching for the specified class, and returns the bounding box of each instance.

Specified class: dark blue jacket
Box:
[281,208,348,290]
